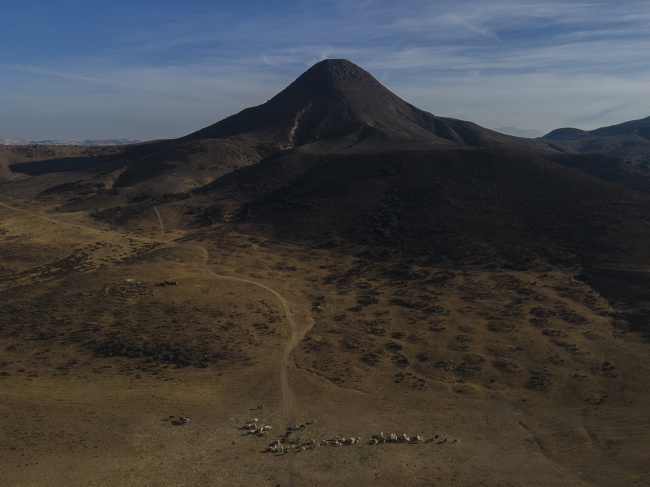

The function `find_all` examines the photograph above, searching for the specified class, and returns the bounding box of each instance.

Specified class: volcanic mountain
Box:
[110,59,557,190]
[183,59,554,150]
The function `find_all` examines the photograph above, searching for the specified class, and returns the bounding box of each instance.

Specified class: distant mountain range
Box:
[0,138,138,146]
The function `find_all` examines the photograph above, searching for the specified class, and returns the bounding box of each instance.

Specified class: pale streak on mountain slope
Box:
[286,104,312,149]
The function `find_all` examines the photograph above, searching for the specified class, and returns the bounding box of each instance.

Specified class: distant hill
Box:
[591,115,650,138]
[539,127,592,141]
[150,61,649,274]
[0,138,139,146]
[541,116,650,167]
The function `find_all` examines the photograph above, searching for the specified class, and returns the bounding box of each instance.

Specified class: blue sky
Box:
[2,0,650,140]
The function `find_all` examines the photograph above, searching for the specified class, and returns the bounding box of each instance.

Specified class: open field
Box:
[2,196,649,486]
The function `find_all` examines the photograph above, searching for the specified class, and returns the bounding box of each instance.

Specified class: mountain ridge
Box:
[541,115,650,141]
[541,115,650,166]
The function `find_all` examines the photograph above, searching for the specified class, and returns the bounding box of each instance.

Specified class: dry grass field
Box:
[2,195,649,487]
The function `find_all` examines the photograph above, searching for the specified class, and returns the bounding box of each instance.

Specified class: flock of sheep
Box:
[239,418,459,455]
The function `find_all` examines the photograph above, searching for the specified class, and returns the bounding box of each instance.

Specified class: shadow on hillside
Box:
[586,267,650,338]
[10,157,110,176]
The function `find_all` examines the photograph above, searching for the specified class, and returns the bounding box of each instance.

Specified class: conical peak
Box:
[186,58,454,145]
[296,59,375,84]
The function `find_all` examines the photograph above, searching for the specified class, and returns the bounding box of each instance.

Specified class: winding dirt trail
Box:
[153,207,297,422]
[196,244,297,420]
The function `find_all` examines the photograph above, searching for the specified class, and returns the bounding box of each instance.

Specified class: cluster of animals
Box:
[238,418,459,455]
[166,415,190,426]
[368,432,458,445]
[241,418,273,436]
[263,429,364,454]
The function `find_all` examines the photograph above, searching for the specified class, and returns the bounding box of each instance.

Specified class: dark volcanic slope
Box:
[205,145,649,268]
[109,138,261,191]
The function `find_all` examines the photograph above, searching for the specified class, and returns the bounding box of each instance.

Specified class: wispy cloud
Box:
[1,0,649,138]
[0,64,110,85]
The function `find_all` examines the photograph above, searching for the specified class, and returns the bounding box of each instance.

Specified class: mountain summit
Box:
[292,58,376,84]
